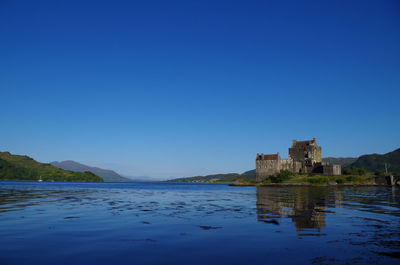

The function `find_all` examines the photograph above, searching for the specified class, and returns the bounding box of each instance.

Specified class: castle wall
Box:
[323,164,341,176]
[256,159,280,182]
[256,157,307,182]
[293,161,303,173]
[280,159,292,171]
[280,159,302,174]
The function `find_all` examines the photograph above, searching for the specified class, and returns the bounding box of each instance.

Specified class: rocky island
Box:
[168,139,400,186]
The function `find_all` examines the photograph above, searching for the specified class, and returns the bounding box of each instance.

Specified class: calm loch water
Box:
[0,181,399,265]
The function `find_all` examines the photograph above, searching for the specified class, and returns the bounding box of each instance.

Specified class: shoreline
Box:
[229,182,398,187]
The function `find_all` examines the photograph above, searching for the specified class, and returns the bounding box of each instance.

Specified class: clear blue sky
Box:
[1,0,399,179]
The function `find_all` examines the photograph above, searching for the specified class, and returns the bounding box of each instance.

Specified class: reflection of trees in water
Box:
[256,187,343,235]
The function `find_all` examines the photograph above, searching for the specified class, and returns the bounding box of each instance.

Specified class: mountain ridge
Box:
[346,148,400,173]
[50,160,133,182]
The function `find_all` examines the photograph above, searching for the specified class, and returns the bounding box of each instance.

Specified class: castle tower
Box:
[288,138,321,173]
[255,153,280,182]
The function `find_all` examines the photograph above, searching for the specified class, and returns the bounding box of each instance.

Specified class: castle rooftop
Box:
[257,153,279,160]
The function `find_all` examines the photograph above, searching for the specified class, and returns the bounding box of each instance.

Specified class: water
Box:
[0,181,399,265]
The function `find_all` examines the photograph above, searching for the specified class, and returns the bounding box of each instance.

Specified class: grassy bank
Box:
[232,170,377,186]
[167,168,396,186]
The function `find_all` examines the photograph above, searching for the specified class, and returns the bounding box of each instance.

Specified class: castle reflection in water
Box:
[256,187,343,235]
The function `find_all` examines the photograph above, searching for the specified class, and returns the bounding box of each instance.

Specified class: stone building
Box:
[256,138,341,182]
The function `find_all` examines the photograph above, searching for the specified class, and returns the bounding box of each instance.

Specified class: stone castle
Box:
[256,138,341,182]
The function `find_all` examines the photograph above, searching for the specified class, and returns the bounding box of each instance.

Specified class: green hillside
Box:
[347,148,400,173]
[322,157,357,167]
[0,152,103,182]
[167,170,256,183]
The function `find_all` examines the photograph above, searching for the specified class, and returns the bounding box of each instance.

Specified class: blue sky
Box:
[1,0,399,179]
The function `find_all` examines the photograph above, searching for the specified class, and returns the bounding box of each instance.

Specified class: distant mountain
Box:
[127,176,158,182]
[0,152,103,182]
[50,160,132,182]
[346,148,400,173]
[322,157,357,167]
